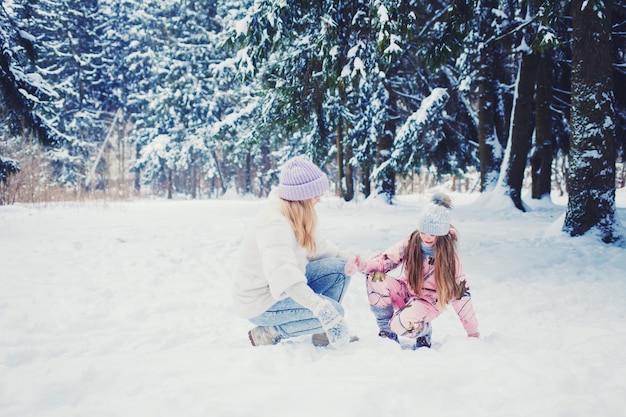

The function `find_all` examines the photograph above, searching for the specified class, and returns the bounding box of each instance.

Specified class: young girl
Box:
[232,156,354,348]
[345,194,479,348]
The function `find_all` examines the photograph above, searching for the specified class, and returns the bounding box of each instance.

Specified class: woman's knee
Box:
[307,257,346,275]
[306,258,350,288]
[306,258,350,302]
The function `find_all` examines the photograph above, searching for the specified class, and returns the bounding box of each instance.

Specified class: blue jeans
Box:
[249,258,350,339]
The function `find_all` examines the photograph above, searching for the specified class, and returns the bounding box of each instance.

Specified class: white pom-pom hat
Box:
[417,193,452,236]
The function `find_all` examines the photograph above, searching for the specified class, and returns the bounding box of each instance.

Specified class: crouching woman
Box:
[232,156,354,348]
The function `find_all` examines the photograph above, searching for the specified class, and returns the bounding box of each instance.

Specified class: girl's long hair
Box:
[404,228,460,308]
[280,198,317,254]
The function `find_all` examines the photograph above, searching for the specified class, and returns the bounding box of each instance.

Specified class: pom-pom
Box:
[431,193,452,209]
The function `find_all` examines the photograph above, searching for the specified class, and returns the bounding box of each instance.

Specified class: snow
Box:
[1,189,626,417]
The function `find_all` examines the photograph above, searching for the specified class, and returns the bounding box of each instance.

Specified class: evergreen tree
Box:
[611,2,626,168]
[0,2,59,150]
[372,0,477,200]
[493,1,571,209]
[496,1,557,210]
[2,0,625,207]
[129,0,233,198]
[373,88,450,178]
[473,0,506,191]
[0,0,61,197]
[345,62,386,198]
[228,0,480,202]
[227,0,380,199]
[564,0,623,244]
[25,0,117,188]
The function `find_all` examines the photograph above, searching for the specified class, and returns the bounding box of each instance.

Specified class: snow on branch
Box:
[372,88,450,179]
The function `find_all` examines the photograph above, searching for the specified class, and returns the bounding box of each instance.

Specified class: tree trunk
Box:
[374,83,397,204]
[336,117,346,200]
[531,53,553,200]
[190,153,197,199]
[377,118,396,203]
[167,168,173,199]
[314,101,328,164]
[494,5,515,152]
[244,151,252,195]
[505,51,538,211]
[477,0,502,191]
[260,143,271,197]
[360,162,372,198]
[344,141,354,201]
[134,144,141,191]
[211,150,227,196]
[564,0,622,244]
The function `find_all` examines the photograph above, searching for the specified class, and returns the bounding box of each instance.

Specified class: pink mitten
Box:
[344,255,365,275]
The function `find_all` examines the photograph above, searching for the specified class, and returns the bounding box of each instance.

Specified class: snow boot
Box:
[378,330,399,343]
[312,332,330,347]
[312,332,359,347]
[248,326,281,346]
[414,323,432,349]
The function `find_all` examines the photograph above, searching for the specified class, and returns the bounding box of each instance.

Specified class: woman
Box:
[232,156,353,347]
[345,193,479,349]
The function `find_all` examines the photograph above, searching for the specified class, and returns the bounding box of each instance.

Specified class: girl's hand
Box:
[468,332,480,338]
[344,255,366,275]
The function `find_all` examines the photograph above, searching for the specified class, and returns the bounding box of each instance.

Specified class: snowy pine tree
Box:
[563,0,623,244]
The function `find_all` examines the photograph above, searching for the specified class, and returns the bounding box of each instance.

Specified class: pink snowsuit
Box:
[362,238,479,338]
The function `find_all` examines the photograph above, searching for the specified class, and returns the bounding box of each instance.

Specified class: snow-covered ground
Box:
[1,189,625,417]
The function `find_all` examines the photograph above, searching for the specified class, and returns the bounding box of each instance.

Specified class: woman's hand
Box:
[312,300,350,347]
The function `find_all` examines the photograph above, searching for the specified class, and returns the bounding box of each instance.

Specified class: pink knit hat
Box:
[278,156,329,201]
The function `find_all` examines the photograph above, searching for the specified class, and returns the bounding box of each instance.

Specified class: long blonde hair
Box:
[280,198,318,254]
[403,228,466,307]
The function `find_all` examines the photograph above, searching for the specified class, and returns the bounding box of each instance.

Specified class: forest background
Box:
[0,0,625,244]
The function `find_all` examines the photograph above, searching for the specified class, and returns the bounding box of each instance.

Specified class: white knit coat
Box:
[231,189,342,318]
